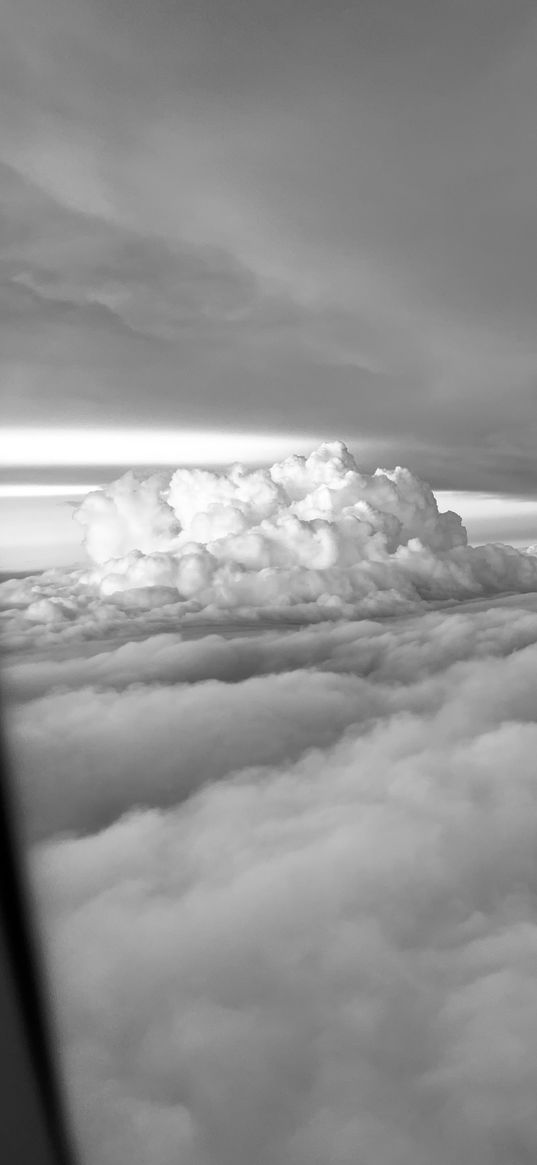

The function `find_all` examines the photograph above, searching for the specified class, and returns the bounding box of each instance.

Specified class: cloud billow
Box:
[2,442,537,654]
[4,596,537,1165]
[74,440,537,615]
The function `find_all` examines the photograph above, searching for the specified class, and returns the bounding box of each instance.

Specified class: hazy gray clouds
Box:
[7,600,537,1165]
[6,595,537,842]
[2,1,537,488]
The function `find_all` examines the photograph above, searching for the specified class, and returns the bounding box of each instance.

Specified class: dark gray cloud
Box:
[1,1,537,488]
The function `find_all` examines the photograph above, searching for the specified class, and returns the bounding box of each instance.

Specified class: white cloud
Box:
[71,442,537,613]
[3,442,537,652]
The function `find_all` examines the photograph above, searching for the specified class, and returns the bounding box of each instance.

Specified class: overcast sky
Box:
[2,0,537,493]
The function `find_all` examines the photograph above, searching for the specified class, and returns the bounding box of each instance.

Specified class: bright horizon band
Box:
[0,484,99,499]
[0,429,325,468]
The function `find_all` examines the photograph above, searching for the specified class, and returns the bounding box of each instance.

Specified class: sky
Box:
[2,0,537,502]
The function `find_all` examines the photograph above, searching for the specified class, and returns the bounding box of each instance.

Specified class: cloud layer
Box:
[3,596,537,1165]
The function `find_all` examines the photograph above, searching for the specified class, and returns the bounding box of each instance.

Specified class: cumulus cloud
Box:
[2,443,537,654]
[75,440,521,612]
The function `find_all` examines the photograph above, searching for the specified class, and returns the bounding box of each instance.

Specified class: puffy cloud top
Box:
[1,442,537,650]
[78,442,467,573]
[73,441,536,617]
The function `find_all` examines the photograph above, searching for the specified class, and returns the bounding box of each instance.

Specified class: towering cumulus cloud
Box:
[2,442,537,652]
[73,441,536,612]
[75,441,537,614]
[3,440,535,657]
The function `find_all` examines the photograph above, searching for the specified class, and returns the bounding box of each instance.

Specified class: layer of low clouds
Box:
[3,592,537,1164]
[2,1,537,489]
